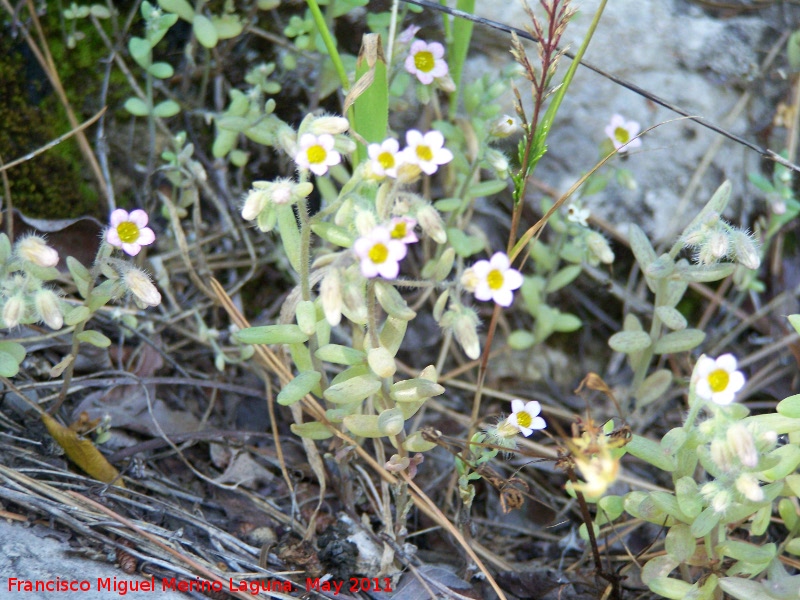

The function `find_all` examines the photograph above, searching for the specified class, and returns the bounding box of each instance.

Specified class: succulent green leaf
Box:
[276,204,302,273]
[653,329,705,354]
[66,256,92,298]
[124,97,150,116]
[553,312,582,332]
[377,407,405,436]
[277,371,321,406]
[211,14,243,39]
[403,431,437,453]
[324,374,381,404]
[447,228,484,258]
[291,421,334,440]
[235,324,308,345]
[508,330,535,350]
[683,180,731,235]
[646,577,693,600]
[193,14,218,48]
[635,369,673,407]
[153,100,180,118]
[0,352,20,377]
[64,306,92,326]
[628,223,657,270]
[374,281,415,321]
[76,330,112,348]
[760,444,800,481]
[466,180,508,198]
[343,414,383,438]
[626,434,675,471]
[545,265,581,293]
[665,524,696,563]
[310,222,353,248]
[655,306,687,331]
[315,344,365,365]
[640,555,680,586]
[390,378,445,403]
[777,393,800,418]
[158,0,194,21]
[690,506,720,538]
[379,316,407,356]
[608,331,651,354]
[295,301,317,336]
[675,476,702,519]
[128,37,151,67]
[148,62,174,79]
[788,314,800,336]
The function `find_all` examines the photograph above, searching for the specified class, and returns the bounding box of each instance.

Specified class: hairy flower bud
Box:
[34,289,63,330]
[2,295,25,328]
[727,423,758,468]
[586,231,614,264]
[308,116,349,136]
[320,268,343,326]
[735,473,763,502]
[731,230,760,270]
[17,236,59,267]
[416,205,447,244]
[124,268,162,307]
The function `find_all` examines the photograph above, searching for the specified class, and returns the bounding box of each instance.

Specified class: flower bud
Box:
[707,229,729,260]
[416,205,447,244]
[586,231,615,264]
[308,116,349,136]
[727,423,758,468]
[731,230,760,270]
[2,295,25,328]
[320,268,343,326]
[17,236,59,267]
[484,148,509,178]
[124,268,162,307]
[441,305,480,360]
[241,188,269,220]
[709,438,733,473]
[35,289,63,330]
[354,211,377,237]
[489,114,520,138]
[735,473,763,502]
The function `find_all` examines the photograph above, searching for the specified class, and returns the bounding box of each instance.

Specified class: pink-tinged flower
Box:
[106,209,156,256]
[368,138,403,178]
[604,115,642,153]
[404,40,448,85]
[388,217,418,244]
[294,133,341,176]
[353,226,408,279]
[467,252,523,307]
[401,130,453,175]
[506,399,546,437]
[694,354,745,405]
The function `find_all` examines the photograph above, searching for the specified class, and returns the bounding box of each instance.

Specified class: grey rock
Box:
[469,0,794,241]
[0,520,191,600]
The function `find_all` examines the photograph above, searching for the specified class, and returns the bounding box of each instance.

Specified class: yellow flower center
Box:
[307,144,327,164]
[516,411,532,428]
[390,222,407,239]
[487,269,504,290]
[416,145,433,162]
[116,221,140,244]
[614,127,630,144]
[414,50,435,73]
[369,242,389,264]
[708,369,730,393]
[378,151,395,170]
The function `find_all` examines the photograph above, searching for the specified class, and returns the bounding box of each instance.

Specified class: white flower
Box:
[506,399,546,437]
[694,353,746,405]
[604,114,642,153]
[468,252,523,307]
[388,216,418,244]
[17,236,59,267]
[404,40,449,85]
[294,133,341,176]
[401,130,453,175]
[241,179,313,220]
[567,203,590,227]
[368,138,403,178]
[353,227,408,279]
[106,209,156,256]
[489,114,520,138]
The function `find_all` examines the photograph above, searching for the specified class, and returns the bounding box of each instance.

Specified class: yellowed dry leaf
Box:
[41,413,125,487]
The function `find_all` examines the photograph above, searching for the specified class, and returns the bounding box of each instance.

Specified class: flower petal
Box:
[128,209,149,228]
[136,227,156,246]
[109,209,129,227]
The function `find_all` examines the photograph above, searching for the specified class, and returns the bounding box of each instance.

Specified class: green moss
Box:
[0,32,101,220]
